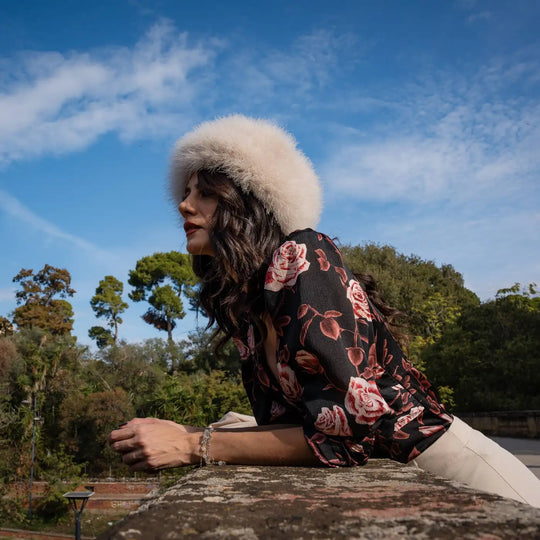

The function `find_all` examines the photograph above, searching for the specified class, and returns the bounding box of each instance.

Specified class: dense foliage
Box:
[421,284,540,412]
[0,247,537,524]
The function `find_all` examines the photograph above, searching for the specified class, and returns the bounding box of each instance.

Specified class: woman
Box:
[110,115,540,507]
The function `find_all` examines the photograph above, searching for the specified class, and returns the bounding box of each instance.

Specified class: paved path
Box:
[491,436,540,479]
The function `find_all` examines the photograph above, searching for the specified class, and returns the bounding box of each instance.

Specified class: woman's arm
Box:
[109,418,319,471]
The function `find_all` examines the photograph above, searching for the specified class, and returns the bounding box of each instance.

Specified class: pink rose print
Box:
[394,406,424,432]
[315,405,353,437]
[440,412,453,424]
[264,241,310,292]
[247,324,256,355]
[346,441,367,453]
[345,376,392,425]
[277,363,303,402]
[295,350,322,374]
[407,447,422,461]
[334,266,348,285]
[359,343,385,379]
[233,337,250,361]
[347,347,365,367]
[419,424,444,437]
[345,440,371,462]
[346,279,372,321]
[314,248,331,271]
[278,345,290,365]
[233,325,256,361]
[320,317,341,340]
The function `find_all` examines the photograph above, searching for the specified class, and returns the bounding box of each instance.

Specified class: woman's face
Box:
[178,173,218,257]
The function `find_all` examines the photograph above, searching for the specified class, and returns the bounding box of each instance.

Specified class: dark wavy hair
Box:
[189,169,407,349]
[191,169,285,349]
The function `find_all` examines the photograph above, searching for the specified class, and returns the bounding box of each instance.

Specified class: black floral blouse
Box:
[233,229,453,467]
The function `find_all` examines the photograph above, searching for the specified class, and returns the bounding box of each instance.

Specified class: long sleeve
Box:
[263,229,452,466]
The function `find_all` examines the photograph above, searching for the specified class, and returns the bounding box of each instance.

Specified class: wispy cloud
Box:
[264,29,358,90]
[0,22,352,166]
[321,56,540,207]
[219,28,361,112]
[0,19,215,166]
[0,189,111,259]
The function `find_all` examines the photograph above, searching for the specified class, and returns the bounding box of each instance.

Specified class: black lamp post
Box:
[63,491,94,540]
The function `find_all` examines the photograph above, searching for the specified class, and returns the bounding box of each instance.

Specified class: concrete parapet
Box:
[98,461,540,539]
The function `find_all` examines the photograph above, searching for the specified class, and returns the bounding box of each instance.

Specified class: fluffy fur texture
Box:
[170,115,322,235]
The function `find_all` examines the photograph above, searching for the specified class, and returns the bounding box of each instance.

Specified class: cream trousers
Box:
[414,416,540,508]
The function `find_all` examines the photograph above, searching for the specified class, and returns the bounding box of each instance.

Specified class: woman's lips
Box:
[184,222,201,236]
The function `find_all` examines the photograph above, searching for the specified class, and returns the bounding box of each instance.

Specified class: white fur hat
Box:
[170,115,322,235]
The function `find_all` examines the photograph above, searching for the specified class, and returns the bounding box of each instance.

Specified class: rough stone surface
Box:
[98,461,540,539]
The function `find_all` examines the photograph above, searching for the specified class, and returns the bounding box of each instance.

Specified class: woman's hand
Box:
[109,418,203,471]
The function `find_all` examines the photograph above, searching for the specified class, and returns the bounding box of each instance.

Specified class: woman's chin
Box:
[186,242,214,257]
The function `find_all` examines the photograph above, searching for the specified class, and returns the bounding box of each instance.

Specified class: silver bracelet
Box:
[200,426,214,466]
[200,426,226,466]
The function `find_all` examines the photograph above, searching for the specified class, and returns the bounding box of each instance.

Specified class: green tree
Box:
[178,328,241,375]
[128,252,197,341]
[0,330,86,525]
[146,371,251,427]
[89,275,129,347]
[9,328,79,407]
[137,338,186,372]
[59,388,135,476]
[88,326,114,349]
[0,316,13,337]
[340,242,479,360]
[12,265,76,336]
[92,343,166,415]
[422,283,540,412]
[2,329,84,477]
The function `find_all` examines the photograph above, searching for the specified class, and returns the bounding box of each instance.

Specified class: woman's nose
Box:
[178,197,193,217]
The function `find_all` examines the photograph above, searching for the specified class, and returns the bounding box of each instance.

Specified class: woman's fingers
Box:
[110,428,132,443]
[108,419,201,470]
[121,448,150,466]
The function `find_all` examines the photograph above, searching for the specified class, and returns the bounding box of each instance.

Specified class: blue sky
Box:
[1,0,539,347]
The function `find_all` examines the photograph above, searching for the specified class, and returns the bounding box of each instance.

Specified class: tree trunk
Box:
[167,317,173,342]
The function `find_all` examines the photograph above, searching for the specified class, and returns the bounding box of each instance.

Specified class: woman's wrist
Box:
[189,430,204,465]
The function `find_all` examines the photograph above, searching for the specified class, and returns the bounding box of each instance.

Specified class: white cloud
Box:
[0,189,111,260]
[321,57,540,207]
[0,20,214,165]
[0,22,353,166]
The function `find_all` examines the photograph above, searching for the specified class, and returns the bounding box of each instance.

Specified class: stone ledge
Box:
[98,460,540,539]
